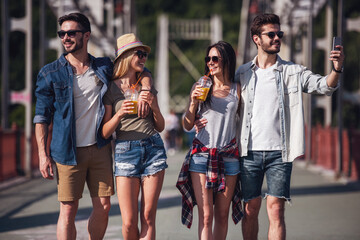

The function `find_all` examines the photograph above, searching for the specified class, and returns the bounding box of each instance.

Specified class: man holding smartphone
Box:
[234,13,344,240]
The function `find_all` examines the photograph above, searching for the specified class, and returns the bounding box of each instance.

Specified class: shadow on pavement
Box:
[290,181,360,196]
[0,194,181,233]
[1,180,359,233]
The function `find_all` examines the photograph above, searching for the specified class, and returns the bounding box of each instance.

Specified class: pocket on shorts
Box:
[151,134,165,148]
[115,141,131,154]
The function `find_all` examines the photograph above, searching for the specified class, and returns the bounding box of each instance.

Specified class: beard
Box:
[63,35,84,53]
[260,38,281,54]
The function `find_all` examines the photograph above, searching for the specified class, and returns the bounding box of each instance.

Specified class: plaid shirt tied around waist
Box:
[176,138,243,228]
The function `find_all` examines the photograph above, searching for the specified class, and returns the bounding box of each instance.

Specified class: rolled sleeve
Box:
[301,69,338,96]
[33,71,54,125]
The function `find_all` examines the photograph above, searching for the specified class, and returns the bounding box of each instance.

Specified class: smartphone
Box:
[332,37,342,50]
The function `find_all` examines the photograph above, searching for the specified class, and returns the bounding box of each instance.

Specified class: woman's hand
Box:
[190,85,203,104]
[116,100,136,117]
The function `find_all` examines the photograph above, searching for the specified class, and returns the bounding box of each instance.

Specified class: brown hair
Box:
[58,12,91,33]
[250,13,280,38]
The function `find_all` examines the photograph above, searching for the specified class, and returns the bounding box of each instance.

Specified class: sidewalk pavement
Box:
[1,150,360,240]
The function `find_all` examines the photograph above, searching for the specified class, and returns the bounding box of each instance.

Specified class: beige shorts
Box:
[56,143,114,202]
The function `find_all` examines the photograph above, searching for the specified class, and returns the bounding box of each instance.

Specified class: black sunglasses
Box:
[261,31,284,39]
[205,56,221,63]
[134,50,148,59]
[57,30,84,39]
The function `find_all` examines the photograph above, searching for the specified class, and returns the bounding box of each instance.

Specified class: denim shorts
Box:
[114,133,168,178]
[240,151,292,202]
[189,152,240,176]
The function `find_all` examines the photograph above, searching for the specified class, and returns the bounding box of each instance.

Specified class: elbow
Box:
[184,126,192,132]
[182,119,193,132]
[156,124,165,133]
[101,130,111,140]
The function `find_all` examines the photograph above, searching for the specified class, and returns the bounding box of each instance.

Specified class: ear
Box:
[84,32,91,41]
[253,34,259,44]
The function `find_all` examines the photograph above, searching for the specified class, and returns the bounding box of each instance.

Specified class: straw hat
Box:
[114,33,151,62]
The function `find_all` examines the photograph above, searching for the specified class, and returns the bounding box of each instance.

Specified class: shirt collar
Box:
[251,54,284,72]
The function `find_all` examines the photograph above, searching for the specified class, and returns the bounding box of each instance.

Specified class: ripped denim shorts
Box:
[114,133,168,178]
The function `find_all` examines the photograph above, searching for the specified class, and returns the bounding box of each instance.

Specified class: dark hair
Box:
[203,41,236,104]
[250,13,280,38]
[205,41,236,82]
[58,12,91,33]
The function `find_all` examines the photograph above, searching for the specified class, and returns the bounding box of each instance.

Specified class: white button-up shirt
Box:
[235,55,338,162]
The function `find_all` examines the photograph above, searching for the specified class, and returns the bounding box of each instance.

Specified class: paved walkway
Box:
[1,151,360,239]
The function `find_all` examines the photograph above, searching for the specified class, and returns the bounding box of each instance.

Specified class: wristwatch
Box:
[333,65,344,73]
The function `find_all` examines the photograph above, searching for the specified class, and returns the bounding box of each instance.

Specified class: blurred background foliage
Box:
[0,0,359,129]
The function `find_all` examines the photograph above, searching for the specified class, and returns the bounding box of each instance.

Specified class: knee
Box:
[215,211,229,225]
[142,209,156,227]
[267,199,285,221]
[244,198,261,219]
[102,201,111,214]
[123,218,138,233]
[60,201,78,220]
[94,200,111,217]
[201,212,213,228]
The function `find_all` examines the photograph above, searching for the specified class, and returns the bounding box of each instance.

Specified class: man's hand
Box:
[330,45,345,71]
[39,155,54,180]
[194,117,208,133]
[138,90,151,118]
[138,96,150,118]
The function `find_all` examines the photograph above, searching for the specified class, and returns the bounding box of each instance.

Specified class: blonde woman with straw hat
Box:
[101,33,168,240]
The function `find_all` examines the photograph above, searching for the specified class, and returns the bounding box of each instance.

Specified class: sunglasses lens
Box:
[267,32,276,39]
[136,50,148,59]
[67,31,77,38]
[277,31,284,38]
[57,30,82,39]
[57,31,65,38]
[205,56,219,63]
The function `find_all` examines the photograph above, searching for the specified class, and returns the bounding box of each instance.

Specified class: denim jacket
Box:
[235,55,338,162]
[33,54,113,165]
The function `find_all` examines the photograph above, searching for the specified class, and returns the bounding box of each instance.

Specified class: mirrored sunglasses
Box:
[261,31,284,39]
[205,56,221,63]
[57,30,84,39]
[134,50,148,59]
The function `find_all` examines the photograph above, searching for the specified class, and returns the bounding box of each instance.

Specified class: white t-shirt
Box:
[73,67,102,147]
[249,65,281,151]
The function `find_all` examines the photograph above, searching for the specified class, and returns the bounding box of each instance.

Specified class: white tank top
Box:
[196,82,239,148]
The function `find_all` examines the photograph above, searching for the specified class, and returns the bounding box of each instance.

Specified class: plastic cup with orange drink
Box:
[196,75,212,101]
[124,88,138,114]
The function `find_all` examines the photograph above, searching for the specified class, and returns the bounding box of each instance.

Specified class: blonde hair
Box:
[112,50,134,80]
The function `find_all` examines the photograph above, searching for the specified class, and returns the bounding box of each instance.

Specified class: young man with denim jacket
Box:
[234,13,345,240]
[33,13,114,239]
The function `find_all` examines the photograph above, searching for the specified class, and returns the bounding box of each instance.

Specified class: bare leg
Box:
[242,197,262,240]
[191,172,214,240]
[88,196,111,240]
[267,196,286,240]
[139,170,165,240]
[213,175,237,240]
[116,176,141,240]
[57,201,78,240]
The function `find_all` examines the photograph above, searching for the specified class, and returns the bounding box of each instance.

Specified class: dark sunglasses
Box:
[57,30,84,39]
[261,31,284,39]
[205,56,221,63]
[134,50,148,59]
